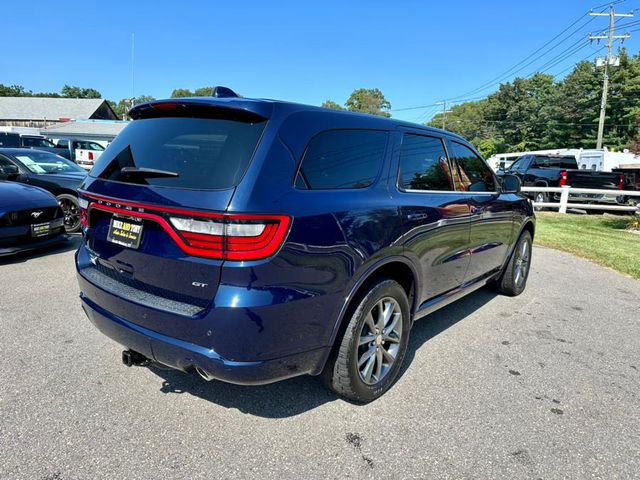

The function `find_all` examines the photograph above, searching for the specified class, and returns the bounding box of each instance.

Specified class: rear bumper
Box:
[79,290,329,386]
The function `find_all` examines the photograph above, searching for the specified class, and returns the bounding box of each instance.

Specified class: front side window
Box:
[295,129,387,189]
[449,142,496,192]
[398,134,452,191]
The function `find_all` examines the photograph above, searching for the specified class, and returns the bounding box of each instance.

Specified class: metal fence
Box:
[521,186,640,214]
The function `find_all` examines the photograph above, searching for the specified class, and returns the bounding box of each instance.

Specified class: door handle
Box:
[471,206,484,215]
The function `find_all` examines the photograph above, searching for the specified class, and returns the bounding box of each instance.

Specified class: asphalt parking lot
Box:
[0,239,638,479]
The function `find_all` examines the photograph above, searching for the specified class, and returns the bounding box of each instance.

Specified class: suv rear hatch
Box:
[77,100,286,330]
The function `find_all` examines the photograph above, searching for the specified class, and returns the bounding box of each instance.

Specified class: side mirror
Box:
[0,164,19,179]
[500,174,521,194]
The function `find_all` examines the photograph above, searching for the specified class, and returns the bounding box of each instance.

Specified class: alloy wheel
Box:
[357,297,403,385]
[514,238,531,288]
[59,197,80,232]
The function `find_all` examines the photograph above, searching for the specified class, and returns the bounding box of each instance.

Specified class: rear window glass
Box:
[295,129,387,189]
[533,156,577,169]
[90,117,266,190]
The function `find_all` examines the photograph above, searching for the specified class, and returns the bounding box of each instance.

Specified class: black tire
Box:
[493,231,533,297]
[533,192,547,212]
[322,279,411,403]
[57,194,81,233]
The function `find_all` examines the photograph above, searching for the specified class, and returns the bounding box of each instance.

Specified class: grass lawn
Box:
[535,212,640,280]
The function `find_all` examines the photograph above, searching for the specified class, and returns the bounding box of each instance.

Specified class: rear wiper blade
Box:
[120,167,179,178]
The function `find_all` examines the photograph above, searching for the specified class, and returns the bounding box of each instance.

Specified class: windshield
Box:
[14,151,86,174]
[506,156,526,172]
[90,117,267,189]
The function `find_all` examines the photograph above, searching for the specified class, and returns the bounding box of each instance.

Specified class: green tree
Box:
[345,88,391,117]
[170,88,194,98]
[109,95,157,119]
[0,84,30,96]
[61,85,101,98]
[193,86,215,96]
[321,100,345,110]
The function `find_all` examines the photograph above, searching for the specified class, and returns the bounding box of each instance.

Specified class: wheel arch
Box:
[313,255,420,374]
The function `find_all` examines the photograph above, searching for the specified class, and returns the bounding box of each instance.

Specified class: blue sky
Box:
[2,0,639,122]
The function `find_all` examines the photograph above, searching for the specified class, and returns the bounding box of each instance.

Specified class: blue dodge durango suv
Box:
[75,88,534,402]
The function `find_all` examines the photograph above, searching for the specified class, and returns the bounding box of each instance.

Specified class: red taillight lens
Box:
[81,193,291,261]
[618,174,625,190]
[559,171,568,187]
[169,214,291,261]
[78,196,89,228]
[88,151,94,161]
[80,210,88,228]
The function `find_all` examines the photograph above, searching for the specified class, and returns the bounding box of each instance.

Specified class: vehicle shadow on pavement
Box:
[0,235,81,265]
[148,286,497,418]
[400,286,497,376]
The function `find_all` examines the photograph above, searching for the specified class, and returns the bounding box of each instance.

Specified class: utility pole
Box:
[436,100,449,130]
[589,5,633,149]
[130,33,136,105]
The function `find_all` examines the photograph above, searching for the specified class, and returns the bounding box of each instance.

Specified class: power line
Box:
[443,8,601,102]
[393,4,611,115]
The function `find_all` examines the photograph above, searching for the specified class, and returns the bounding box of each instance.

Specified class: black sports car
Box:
[0,180,67,257]
[0,148,87,233]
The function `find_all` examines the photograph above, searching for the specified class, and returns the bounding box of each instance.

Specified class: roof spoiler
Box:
[128,97,271,123]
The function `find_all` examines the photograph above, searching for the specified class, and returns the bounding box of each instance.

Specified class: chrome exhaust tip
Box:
[195,366,214,381]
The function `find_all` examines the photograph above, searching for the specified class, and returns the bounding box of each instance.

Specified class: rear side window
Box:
[90,117,266,190]
[295,129,387,189]
[449,142,496,192]
[398,134,452,191]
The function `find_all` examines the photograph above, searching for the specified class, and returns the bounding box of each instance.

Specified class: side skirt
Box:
[412,270,499,322]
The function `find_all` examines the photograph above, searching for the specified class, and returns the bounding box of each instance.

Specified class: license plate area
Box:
[31,222,51,237]
[107,216,143,249]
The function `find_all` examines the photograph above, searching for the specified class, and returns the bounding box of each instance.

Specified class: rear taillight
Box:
[81,193,291,261]
[618,174,625,190]
[78,197,89,228]
[559,171,568,187]
[169,214,290,261]
[88,151,94,161]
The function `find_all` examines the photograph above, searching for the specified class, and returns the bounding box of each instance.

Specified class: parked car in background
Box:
[499,154,625,208]
[0,148,87,233]
[0,180,67,257]
[75,91,535,403]
[0,132,105,168]
[1,132,58,151]
[53,138,105,168]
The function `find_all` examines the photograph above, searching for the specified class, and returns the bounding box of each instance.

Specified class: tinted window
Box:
[72,140,104,151]
[0,133,20,147]
[90,117,266,190]
[398,134,452,191]
[22,137,55,148]
[449,142,496,192]
[296,130,386,189]
[0,155,15,168]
